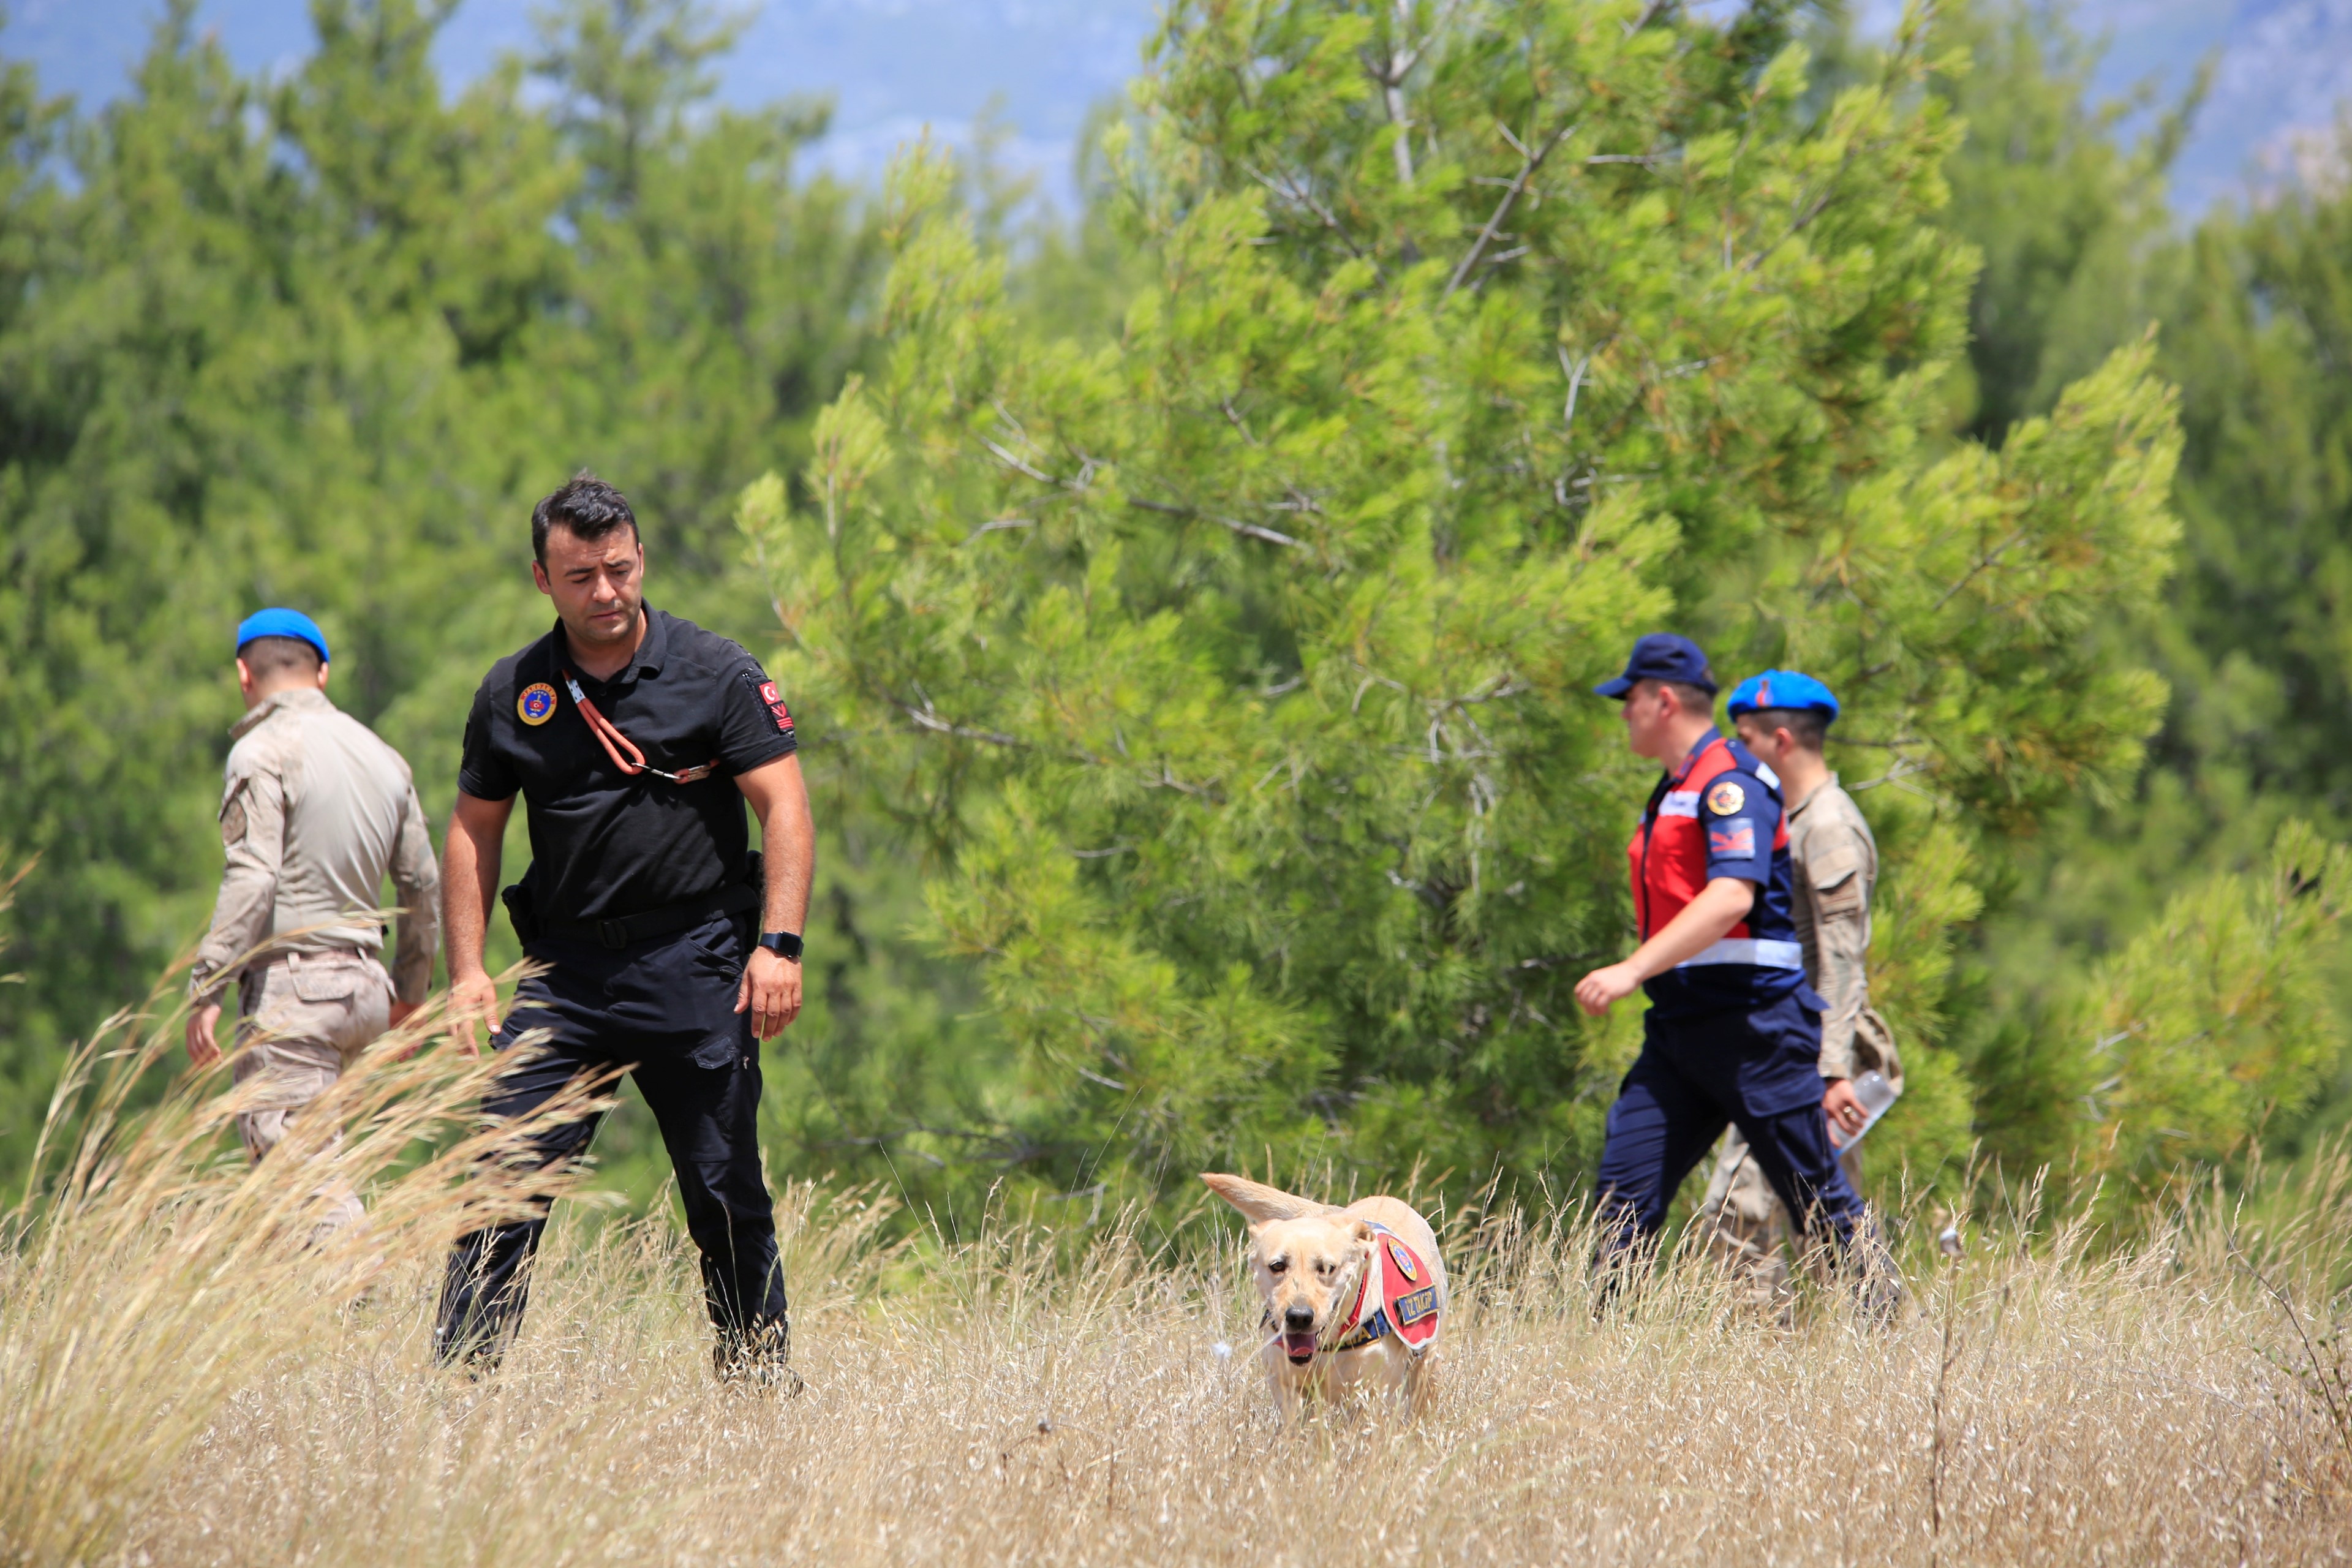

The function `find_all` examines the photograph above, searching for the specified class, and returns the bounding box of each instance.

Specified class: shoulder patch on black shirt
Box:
[742,669,793,736]
[1705,778,1746,816]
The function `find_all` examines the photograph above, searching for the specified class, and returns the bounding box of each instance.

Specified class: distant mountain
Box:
[5,0,2347,213]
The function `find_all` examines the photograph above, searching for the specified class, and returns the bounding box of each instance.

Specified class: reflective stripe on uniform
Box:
[1677,937,1803,970]
[1658,790,1700,818]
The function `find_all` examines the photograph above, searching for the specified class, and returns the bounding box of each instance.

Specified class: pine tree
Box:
[0,0,878,1176]
[1926,0,2194,442]
[743,0,2184,1211]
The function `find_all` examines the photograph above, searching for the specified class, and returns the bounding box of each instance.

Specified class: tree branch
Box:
[1245,164,1379,271]
[1931,528,2030,612]
[893,698,1027,748]
[979,437,1055,484]
[1446,123,1572,298]
[1129,496,1303,548]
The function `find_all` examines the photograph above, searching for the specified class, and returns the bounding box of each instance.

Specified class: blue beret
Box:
[1594,633,1716,699]
[235,608,331,665]
[1727,669,1839,722]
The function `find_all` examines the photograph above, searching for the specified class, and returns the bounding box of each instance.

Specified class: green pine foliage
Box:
[1939,21,2352,1171]
[1809,0,2352,1197]
[0,0,876,1172]
[742,0,2185,1215]
[2154,151,2352,810]
[2,0,2341,1238]
[1974,821,2352,1216]
[1926,0,2194,442]
[2021,138,2352,1164]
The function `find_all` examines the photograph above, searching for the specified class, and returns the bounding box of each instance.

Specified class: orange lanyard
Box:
[559,669,717,784]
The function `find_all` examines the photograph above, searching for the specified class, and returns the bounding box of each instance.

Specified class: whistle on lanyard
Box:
[560,669,718,784]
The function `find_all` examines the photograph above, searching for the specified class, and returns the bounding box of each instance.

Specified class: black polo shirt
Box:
[458,608,797,922]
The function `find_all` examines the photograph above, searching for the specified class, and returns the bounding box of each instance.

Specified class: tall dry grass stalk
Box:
[4,1007,2351,1565]
[0,973,601,1565]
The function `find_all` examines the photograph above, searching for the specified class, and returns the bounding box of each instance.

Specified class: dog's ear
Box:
[1199,1172,1330,1223]
[1351,1218,1376,1245]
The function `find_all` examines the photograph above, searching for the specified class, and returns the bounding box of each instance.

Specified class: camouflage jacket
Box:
[1786,776,1899,1085]
[189,688,440,1006]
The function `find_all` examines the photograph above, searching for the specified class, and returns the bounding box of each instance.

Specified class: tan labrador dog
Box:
[1202,1173,1447,1425]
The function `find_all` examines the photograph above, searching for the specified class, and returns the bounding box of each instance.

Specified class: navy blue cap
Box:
[1727,669,1839,722]
[1594,633,1716,699]
[235,608,331,666]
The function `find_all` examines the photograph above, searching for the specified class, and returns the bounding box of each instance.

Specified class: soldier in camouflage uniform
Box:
[1696,671,1902,1311]
[186,609,440,1238]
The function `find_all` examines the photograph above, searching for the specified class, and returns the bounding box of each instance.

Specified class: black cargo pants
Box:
[434,912,788,1370]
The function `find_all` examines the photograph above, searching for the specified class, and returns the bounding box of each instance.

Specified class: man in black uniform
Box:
[435,473,815,1384]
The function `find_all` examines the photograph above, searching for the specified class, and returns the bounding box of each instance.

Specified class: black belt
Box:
[538,880,762,951]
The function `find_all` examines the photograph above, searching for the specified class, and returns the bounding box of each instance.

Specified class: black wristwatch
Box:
[756,931,804,962]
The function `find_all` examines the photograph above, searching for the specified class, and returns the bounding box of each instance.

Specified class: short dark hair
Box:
[1740,706,1831,749]
[238,634,322,681]
[532,472,640,565]
[1638,676,1718,715]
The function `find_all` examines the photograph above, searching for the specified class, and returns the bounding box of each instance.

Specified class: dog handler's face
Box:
[534,523,645,650]
[1254,1217,1373,1365]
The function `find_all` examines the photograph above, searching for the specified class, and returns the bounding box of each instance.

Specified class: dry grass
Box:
[6,1001,2352,1566]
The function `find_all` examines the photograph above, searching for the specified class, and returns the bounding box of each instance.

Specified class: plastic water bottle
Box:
[1828,1069,1900,1154]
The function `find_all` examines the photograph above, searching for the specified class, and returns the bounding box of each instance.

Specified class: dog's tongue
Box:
[1284,1330,1317,1362]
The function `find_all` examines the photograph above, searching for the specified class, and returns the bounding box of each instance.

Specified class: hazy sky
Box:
[9,0,1153,209]
[7,0,2348,213]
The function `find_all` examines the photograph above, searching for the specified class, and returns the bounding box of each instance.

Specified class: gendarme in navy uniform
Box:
[435,474,816,1387]
[1572,635,1880,1297]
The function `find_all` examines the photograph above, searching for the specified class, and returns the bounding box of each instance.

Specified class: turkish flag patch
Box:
[743,671,794,734]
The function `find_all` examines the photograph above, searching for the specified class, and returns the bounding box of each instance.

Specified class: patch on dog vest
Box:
[1331,1224,1441,1355]
[1378,1231,1441,1349]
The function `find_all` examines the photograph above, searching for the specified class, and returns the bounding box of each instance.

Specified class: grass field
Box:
[5,998,2351,1566]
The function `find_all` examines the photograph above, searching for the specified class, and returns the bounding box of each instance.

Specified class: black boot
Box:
[714,1317,804,1396]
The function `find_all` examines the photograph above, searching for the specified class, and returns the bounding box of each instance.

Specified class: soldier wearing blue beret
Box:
[1695,670,1905,1311]
[188,609,441,1242]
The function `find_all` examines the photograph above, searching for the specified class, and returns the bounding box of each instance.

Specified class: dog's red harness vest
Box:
[1329,1225,1441,1354]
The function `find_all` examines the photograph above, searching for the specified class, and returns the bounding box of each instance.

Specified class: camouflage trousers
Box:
[232,951,393,1241]
[1695,1126,1864,1317]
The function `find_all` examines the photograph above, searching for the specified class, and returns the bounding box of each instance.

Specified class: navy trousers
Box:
[434,913,788,1368]
[1593,990,1866,1269]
